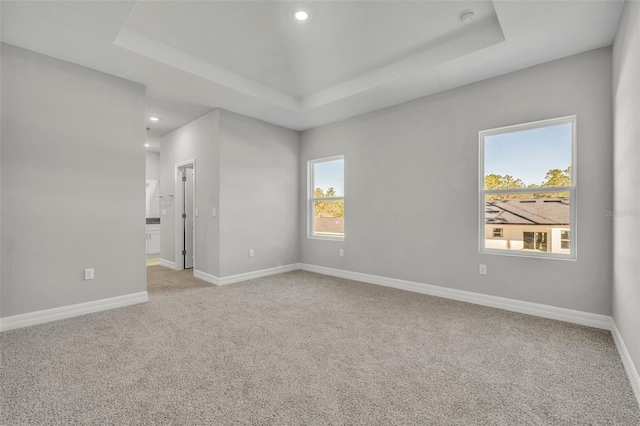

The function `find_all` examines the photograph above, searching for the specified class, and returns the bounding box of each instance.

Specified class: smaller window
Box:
[493,228,503,238]
[560,230,570,249]
[308,156,344,240]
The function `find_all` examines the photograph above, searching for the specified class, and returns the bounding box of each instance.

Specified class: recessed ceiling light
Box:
[459,10,475,24]
[294,11,308,21]
[149,117,159,121]
[144,143,150,147]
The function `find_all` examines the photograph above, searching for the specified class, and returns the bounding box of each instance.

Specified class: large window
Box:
[308,156,344,240]
[479,116,576,259]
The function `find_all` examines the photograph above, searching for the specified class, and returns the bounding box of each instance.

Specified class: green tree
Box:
[314,187,344,218]
[484,174,503,190]
[484,174,525,200]
[484,174,525,190]
[539,166,571,197]
[542,167,571,187]
[484,166,571,200]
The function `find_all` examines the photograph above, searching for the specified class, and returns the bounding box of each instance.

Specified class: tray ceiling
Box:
[0,1,625,135]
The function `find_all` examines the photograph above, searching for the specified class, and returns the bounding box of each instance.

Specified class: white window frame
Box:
[479,116,577,260]
[308,155,345,241]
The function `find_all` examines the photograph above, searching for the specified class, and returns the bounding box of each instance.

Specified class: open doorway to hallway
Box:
[146,151,162,267]
[146,257,160,267]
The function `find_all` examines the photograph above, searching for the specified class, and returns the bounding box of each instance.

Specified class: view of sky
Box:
[314,158,344,196]
[484,122,572,186]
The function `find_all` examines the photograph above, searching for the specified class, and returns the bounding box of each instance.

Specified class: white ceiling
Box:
[123,1,500,98]
[1,0,625,144]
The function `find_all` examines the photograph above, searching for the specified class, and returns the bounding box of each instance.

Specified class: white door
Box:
[184,168,194,269]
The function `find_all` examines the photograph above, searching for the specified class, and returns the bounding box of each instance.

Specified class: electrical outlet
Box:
[162,209,167,216]
[248,249,254,258]
[212,208,217,218]
[479,264,487,275]
[339,249,344,257]
[84,268,94,280]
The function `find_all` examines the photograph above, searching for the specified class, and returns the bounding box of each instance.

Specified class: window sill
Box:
[480,248,576,261]
[308,235,345,242]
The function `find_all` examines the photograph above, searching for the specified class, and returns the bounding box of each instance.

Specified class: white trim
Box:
[158,258,177,270]
[611,319,640,407]
[193,269,220,285]
[0,292,148,332]
[194,264,301,287]
[298,263,611,330]
[218,264,301,286]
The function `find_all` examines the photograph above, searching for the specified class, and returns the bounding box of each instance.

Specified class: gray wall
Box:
[160,110,220,276]
[300,47,613,315]
[0,32,3,321]
[613,0,640,378]
[1,44,146,317]
[160,109,299,278]
[218,109,299,277]
[146,151,160,181]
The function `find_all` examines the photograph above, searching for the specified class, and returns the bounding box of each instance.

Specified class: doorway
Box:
[176,160,196,270]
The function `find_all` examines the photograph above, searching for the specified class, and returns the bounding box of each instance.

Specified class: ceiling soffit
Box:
[114,1,504,113]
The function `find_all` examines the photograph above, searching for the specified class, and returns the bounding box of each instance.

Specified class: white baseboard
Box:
[0,291,148,332]
[299,263,612,330]
[217,264,301,286]
[611,319,640,407]
[158,259,177,270]
[194,263,301,286]
[193,269,220,285]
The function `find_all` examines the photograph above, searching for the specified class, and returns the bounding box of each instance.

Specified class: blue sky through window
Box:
[484,123,572,186]
[314,159,344,196]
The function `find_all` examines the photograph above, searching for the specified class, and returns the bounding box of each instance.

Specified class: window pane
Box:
[314,200,344,237]
[560,230,570,249]
[523,232,535,250]
[484,123,572,189]
[484,193,571,254]
[314,159,344,197]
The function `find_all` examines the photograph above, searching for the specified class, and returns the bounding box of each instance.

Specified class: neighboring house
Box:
[485,198,570,254]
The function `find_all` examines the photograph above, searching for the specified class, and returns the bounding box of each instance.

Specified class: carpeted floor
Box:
[1,266,639,425]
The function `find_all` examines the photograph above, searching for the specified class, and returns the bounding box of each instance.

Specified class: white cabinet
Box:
[146,224,161,255]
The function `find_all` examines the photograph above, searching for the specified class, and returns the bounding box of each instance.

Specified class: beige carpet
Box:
[1,266,639,425]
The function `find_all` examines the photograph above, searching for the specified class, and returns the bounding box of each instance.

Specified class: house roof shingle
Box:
[485,198,570,226]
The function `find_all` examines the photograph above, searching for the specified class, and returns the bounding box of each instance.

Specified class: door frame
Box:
[174,159,196,271]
